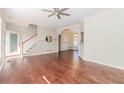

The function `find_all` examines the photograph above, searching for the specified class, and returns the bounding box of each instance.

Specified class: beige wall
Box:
[60,29,78,50]
[83,9,124,69]
[59,24,81,52]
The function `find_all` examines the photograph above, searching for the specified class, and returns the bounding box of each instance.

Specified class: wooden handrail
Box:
[22,33,38,54]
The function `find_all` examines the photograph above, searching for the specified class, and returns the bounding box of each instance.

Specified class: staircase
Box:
[25,41,39,54]
[22,31,57,55]
[21,24,40,55]
[22,33,39,55]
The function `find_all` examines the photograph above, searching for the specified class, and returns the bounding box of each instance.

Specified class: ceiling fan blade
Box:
[59,13,70,16]
[53,8,59,11]
[59,8,69,12]
[42,9,54,13]
[57,15,61,19]
[48,13,55,17]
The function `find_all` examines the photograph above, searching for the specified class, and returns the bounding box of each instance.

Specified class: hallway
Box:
[0,50,124,84]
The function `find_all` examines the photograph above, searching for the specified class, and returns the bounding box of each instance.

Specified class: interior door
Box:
[6,31,20,56]
[10,33,18,54]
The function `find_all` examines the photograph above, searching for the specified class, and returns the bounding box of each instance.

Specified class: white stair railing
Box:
[22,33,38,54]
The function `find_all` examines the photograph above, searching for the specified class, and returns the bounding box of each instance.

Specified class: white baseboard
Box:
[0,62,5,72]
[83,58,124,70]
[60,49,69,51]
[23,51,58,57]
[79,55,84,60]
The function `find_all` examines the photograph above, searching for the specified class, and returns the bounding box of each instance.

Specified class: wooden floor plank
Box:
[0,50,124,84]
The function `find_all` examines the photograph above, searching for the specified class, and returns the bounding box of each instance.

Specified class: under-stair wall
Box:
[24,26,58,55]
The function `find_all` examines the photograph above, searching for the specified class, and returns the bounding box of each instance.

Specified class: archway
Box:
[58,28,79,51]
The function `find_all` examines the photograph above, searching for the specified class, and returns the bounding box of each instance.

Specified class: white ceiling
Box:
[3,8,111,28]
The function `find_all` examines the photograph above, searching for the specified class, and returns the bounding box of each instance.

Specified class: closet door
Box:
[6,31,20,56]
[10,33,18,54]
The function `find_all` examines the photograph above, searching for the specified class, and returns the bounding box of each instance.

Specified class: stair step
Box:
[34,43,38,45]
[29,47,33,49]
[26,49,32,52]
[26,50,30,52]
[25,41,39,53]
[31,45,35,47]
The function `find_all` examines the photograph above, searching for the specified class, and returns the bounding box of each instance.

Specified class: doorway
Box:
[5,31,20,57]
[58,28,79,52]
[58,35,61,52]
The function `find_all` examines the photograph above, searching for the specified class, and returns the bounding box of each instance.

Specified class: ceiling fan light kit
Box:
[42,8,70,19]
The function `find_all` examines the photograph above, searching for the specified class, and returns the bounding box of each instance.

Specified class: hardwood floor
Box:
[0,50,124,84]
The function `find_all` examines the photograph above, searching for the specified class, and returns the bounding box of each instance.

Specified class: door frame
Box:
[5,31,21,57]
[58,35,61,52]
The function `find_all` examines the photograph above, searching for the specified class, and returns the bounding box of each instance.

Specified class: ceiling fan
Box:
[42,8,70,19]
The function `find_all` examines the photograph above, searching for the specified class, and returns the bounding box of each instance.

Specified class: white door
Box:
[6,31,20,56]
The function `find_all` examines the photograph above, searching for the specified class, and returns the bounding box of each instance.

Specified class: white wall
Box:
[59,24,80,34]
[83,9,124,69]
[6,23,37,53]
[0,9,5,69]
[6,23,36,41]
[31,26,58,55]
[6,23,58,55]
[0,9,2,65]
[79,22,84,58]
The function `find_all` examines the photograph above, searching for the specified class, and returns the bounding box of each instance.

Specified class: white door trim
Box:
[5,30,21,56]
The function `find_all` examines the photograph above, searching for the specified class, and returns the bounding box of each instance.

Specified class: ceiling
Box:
[3,8,111,28]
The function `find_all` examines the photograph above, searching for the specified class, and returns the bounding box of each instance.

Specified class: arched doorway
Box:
[58,28,79,52]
